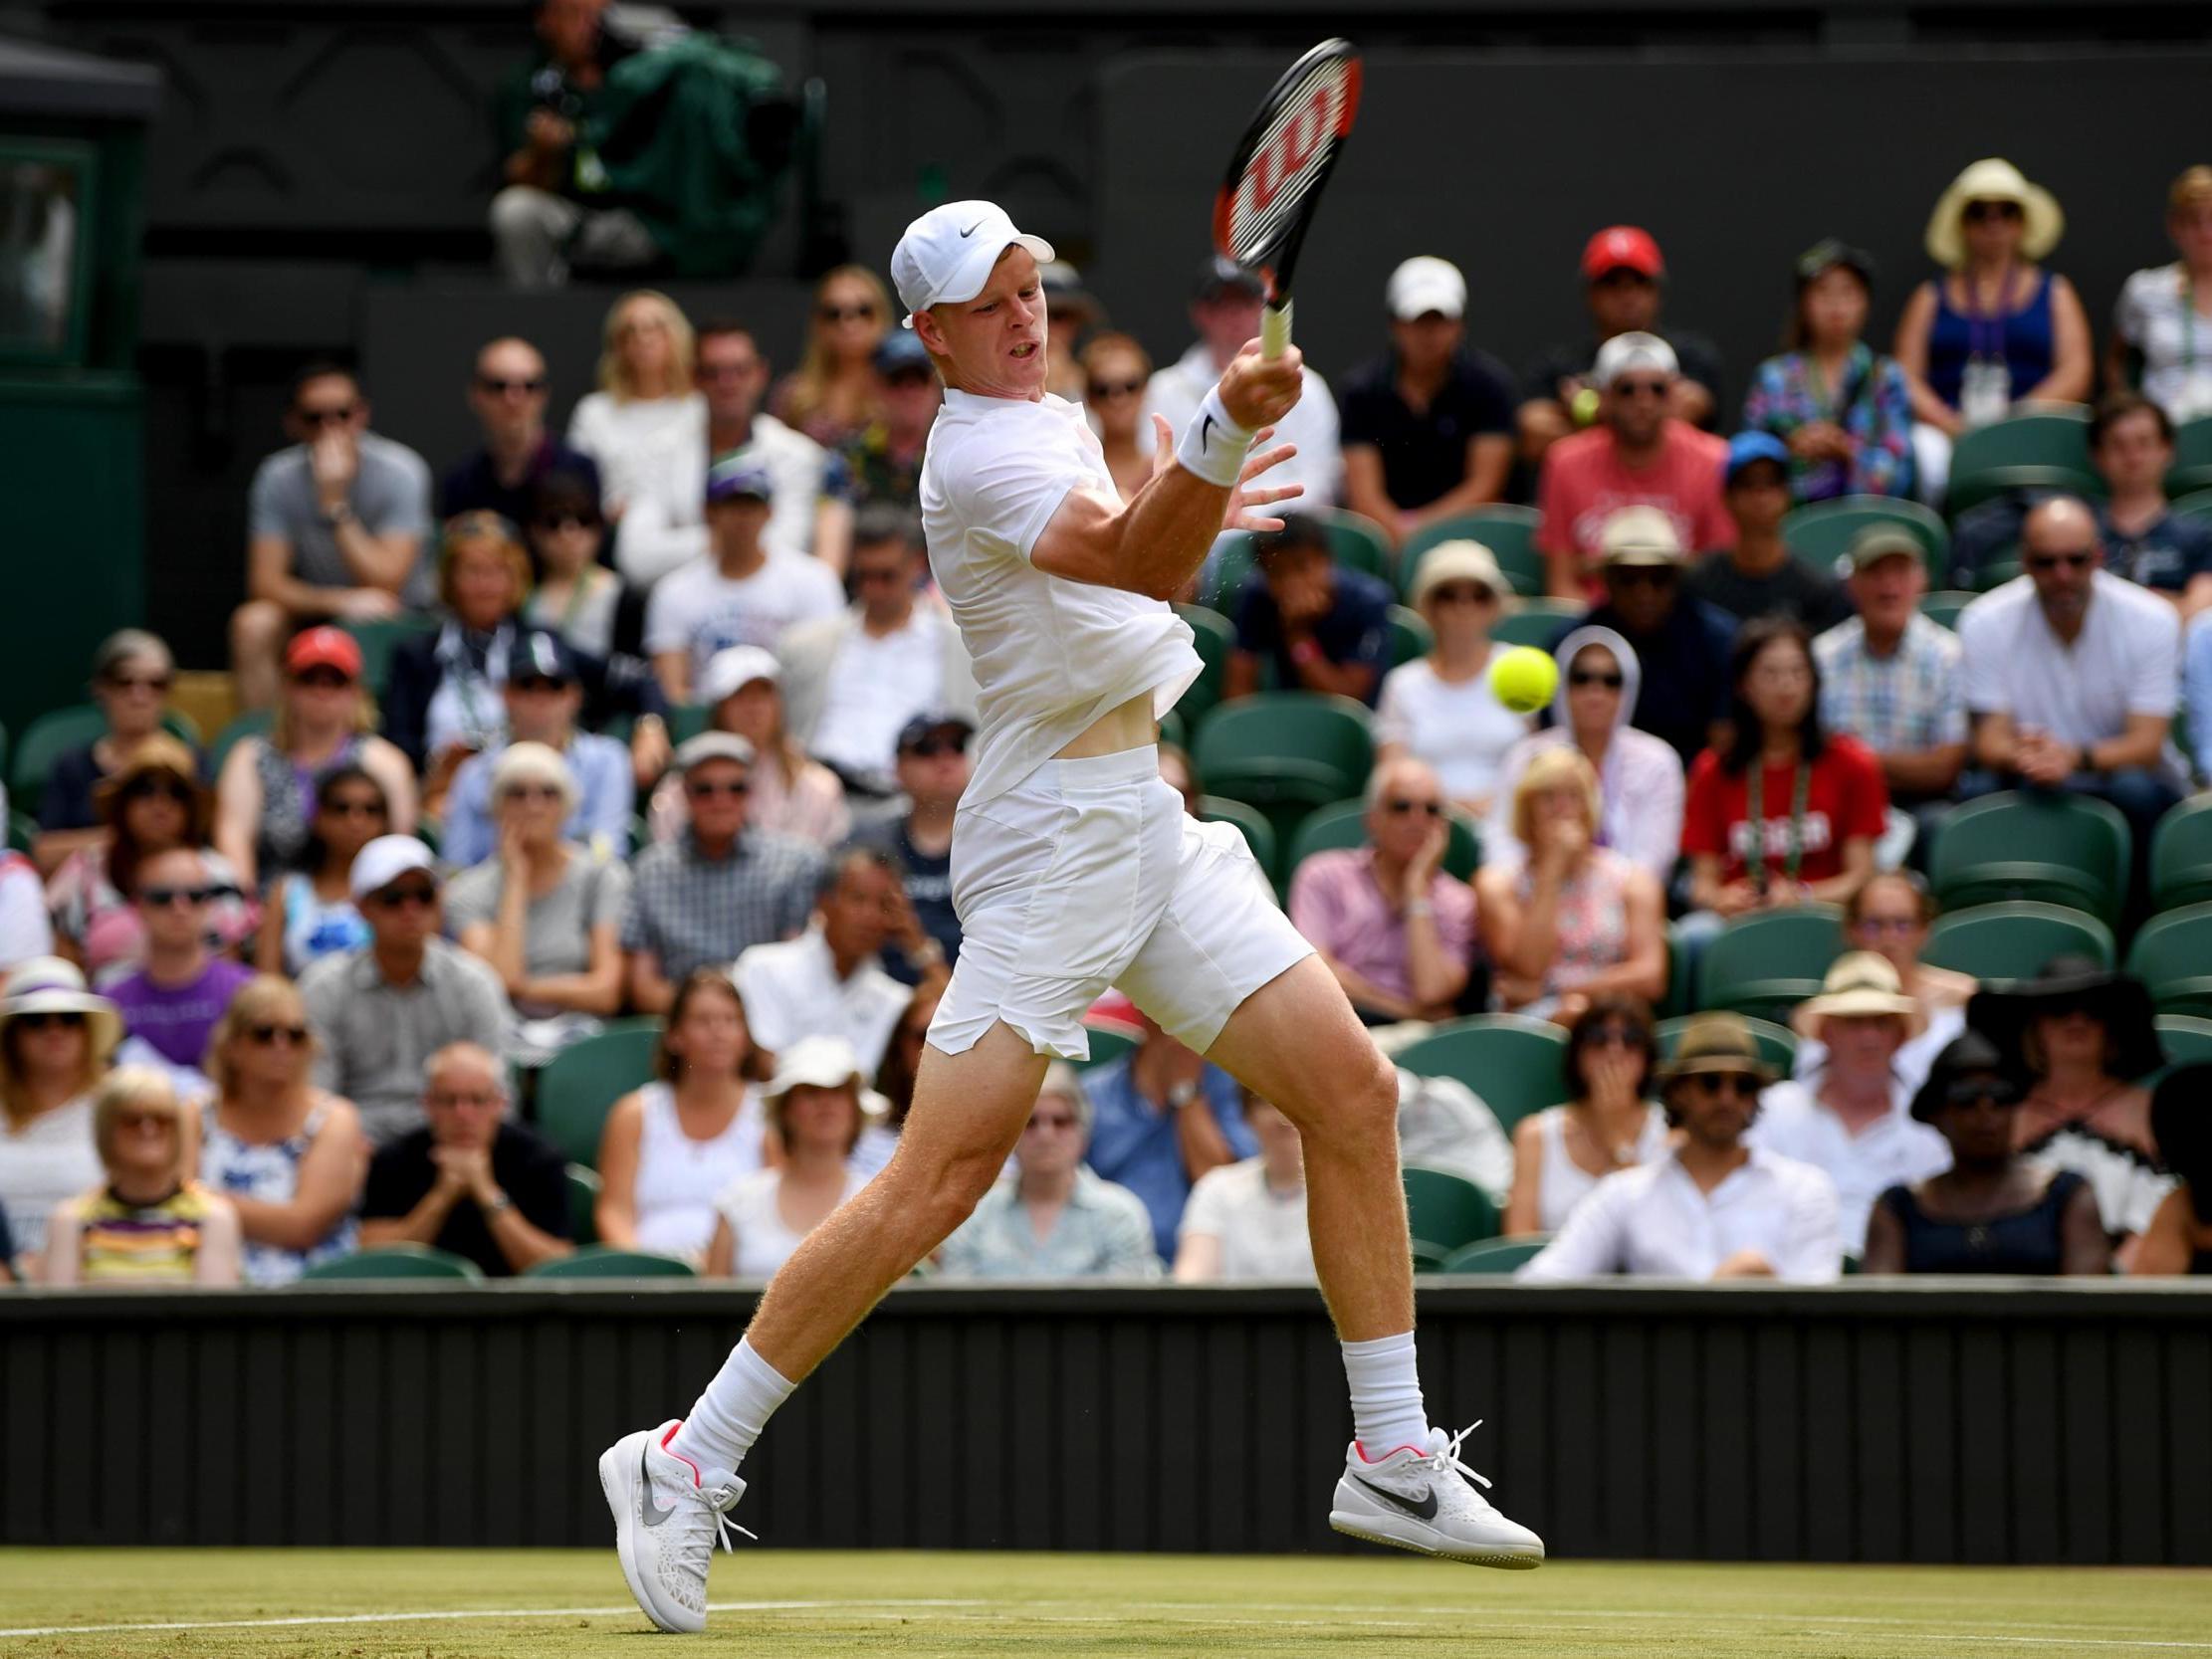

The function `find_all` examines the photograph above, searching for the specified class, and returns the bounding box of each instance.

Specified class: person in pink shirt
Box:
[1287,758,1474,1025]
[1538,331,1733,602]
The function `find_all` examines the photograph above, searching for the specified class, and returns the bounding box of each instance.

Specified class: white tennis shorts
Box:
[929,744,1314,1060]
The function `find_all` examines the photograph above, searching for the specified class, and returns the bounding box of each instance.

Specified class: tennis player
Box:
[601,201,1543,1632]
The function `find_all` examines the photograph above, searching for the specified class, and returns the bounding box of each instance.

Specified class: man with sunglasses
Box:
[621,733,822,1014]
[1521,1011,1841,1283]
[846,712,975,979]
[836,331,943,515]
[440,336,601,525]
[232,363,432,711]
[298,836,512,1144]
[1537,331,1733,604]
[1958,496,2187,872]
[106,849,255,1083]
[780,512,978,800]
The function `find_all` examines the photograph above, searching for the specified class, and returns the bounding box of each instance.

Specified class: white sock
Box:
[1342,1331,1430,1459]
[669,1338,793,1477]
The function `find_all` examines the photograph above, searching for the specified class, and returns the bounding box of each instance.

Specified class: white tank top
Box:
[1535,1104,1672,1234]
[713,1164,863,1278]
[630,1081,767,1262]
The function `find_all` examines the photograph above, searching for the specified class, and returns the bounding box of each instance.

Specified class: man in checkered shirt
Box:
[620,732,823,1013]
[1812,525,1968,836]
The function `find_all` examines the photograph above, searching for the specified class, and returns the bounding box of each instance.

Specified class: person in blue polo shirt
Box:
[1224,514,1393,707]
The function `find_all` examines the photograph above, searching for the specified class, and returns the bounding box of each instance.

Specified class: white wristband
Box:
[1175,388,1253,488]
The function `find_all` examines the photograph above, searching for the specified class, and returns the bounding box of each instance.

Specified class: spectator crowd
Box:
[8,152,2212,1290]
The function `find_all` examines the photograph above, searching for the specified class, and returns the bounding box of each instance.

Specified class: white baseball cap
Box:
[1386,256,1466,320]
[1593,330,1679,387]
[349,834,437,901]
[697,644,781,708]
[890,200,1056,328]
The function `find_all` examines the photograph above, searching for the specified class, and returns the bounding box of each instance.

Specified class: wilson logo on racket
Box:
[1246,86,1345,216]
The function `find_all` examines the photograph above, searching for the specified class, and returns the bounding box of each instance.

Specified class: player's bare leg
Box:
[599,1022,1045,1632]
[1207,954,1544,1567]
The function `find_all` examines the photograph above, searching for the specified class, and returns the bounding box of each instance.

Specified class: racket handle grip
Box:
[1260,301,1293,359]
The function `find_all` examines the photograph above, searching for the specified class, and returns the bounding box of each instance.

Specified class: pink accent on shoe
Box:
[1356,1440,1427,1463]
[660,1421,703,1486]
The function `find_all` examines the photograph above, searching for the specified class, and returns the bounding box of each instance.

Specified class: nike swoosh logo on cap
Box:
[640,1442,676,1527]
[959,219,985,238]
[1353,1474,1439,1522]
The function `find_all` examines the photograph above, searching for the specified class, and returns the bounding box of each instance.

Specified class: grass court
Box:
[3,1549,2209,1656]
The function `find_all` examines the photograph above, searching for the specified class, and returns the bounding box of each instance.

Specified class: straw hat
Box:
[1924,158,2065,269]
[1797,952,1918,1027]
[1656,1012,1778,1089]
[1408,539,1513,610]
[0,955,124,1057]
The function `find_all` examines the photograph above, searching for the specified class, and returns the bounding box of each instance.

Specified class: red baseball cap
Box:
[1582,226,1664,282]
[285,626,363,679]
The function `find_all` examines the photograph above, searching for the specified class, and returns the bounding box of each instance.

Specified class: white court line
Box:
[0,1598,982,1639]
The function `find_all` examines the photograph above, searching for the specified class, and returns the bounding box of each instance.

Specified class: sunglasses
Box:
[15,1011,86,1032]
[819,303,878,323]
[534,513,599,533]
[1613,379,1670,398]
[1964,200,2024,224]
[245,1023,310,1046]
[503,782,565,802]
[509,676,571,696]
[371,886,438,910]
[106,674,171,694]
[2026,551,2094,572]
[475,374,546,396]
[294,667,354,690]
[1429,584,1496,605]
[1943,1079,2023,1109]
[1025,1113,1081,1133]
[139,885,212,909]
[904,734,968,759]
[298,405,357,428]
[686,778,752,799]
[112,1109,175,1134]
[120,776,195,804]
[1087,378,1145,400]
[1385,798,1443,817]
[1584,1026,1643,1050]
[426,1089,503,1109]
[322,796,385,820]
[1686,1073,1761,1100]
[1610,566,1678,588]
[1569,669,1625,690]
[1852,915,1918,937]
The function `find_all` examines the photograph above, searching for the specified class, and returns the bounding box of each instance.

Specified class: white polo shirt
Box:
[1140,341,1344,508]
[732,926,910,1081]
[920,388,1200,806]
[1518,1147,1842,1284]
[1958,571,2183,758]
[644,550,845,686]
[1746,1079,1952,1252]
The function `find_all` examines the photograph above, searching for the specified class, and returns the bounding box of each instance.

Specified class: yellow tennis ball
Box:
[1489,645,1559,715]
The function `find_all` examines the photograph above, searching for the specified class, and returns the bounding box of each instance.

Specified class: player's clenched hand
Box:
[1217,339,1304,431]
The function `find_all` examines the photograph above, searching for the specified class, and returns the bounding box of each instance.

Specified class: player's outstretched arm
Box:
[1033,342,1304,599]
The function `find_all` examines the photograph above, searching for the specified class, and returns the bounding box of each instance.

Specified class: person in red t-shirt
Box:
[1683,617,1887,916]
[1538,331,1734,602]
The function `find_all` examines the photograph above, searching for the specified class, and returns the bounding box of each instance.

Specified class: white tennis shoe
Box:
[599,1419,751,1632]
[1329,1422,1545,1568]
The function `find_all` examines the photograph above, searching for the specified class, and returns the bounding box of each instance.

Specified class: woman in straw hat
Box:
[1860,1029,2107,1277]
[1893,157,2093,502]
[0,956,123,1259]
[1375,540,1533,819]
[1747,952,1951,1253]
[2109,165,2212,422]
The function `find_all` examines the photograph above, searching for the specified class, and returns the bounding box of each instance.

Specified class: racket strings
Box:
[1225,66,1351,260]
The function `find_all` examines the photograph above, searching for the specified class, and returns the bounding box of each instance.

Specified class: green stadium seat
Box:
[10,705,200,804]
[566,1162,601,1247]
[1661,914,1697,1018]
[207,710,275,777]
[1393,1014,1569,1134]
[1920,901,2115,982]
[1781,496,1950,579]
[1973,554,2022,592]
[1917,590,1976,631]
[301,1245,483,1281]
[6,811,33,855]
[1174,602,1237,727]
[1396,506,1546,597]
[1490,598,1585,651]
[1197,794,1278,885]
[1284,796,1479,884]
[1410,1238,1453,1273]
[1402,1165,1500,1254]
[340,615,441,696]
[1944,407,2098,517]
[1158,707,1187,751]
[1076,1021,1138,1071]
[1695,907,1846,1022]
[2150,795,2212,913]
[526,1245,697,1279]
[536,1018,663,1167]
[1386,605,1433,669]
[1191,694,1373,847]
[2168,420,2212,499]
[2155,1013,2212,1069]
[2124,903,2212,1017]
[1657,1013,1799,1076]
[2171,487,2212,536]
[1438,1235,1548,1274]
[1927,791,2131,926]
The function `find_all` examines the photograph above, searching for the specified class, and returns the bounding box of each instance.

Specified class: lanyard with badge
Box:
[1743,756,1812,897]
[2175,269,2212,420]
[1958,263,2014,430]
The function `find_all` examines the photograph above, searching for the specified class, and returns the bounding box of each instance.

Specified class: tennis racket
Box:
[1212,38,1363,359]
